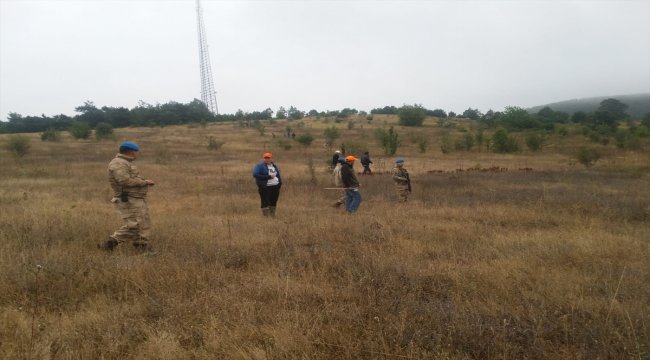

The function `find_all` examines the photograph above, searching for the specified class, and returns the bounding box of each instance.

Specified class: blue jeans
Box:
[344,189,361,213]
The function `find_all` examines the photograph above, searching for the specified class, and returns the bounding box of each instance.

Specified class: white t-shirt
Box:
[267,164,279,186]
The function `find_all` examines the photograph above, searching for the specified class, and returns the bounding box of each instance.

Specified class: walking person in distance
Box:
[360,151,373,175]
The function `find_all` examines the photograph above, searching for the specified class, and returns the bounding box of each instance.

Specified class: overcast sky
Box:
[1,0,649,119]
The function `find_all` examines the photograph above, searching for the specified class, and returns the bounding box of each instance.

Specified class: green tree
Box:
[462,108,482,120]
[69,121,91,139]
[95,122,114,139]
[427,109,447,118]
[398,104,426,126]
[572,111,587,123]
[500,106,539,130]
[102,106,131,128]
[491,127,519,153]
[75,100,108,128]
[598,98,628,118]
[591,98,628,132]
[276,107,287,119]
[288,106,304,120]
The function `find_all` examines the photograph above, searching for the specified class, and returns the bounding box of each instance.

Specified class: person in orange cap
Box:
[340,155,361,213]
[252,152,282,217]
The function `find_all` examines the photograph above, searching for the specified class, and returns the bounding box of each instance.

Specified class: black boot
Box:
[133,240,152,251]
[98,238,118,251]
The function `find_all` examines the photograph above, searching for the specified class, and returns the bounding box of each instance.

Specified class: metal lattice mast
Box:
[196,0,219,114]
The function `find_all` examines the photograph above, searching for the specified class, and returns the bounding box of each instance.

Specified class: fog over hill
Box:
[528,93,650,118]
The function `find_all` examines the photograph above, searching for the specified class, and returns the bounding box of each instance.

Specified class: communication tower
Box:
[196,0,219,114]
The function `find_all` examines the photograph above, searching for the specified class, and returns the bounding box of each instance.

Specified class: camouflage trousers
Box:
[396,185,410,202]
[110,197,151,245]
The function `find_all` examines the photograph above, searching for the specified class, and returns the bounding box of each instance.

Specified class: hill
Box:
[528,93,650,118]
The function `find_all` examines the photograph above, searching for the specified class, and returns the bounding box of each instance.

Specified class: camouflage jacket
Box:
[392,167,410,186]
[108,154,148,198]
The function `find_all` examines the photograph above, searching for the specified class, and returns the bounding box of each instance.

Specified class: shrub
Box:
[415,136,428,153]
[454,138,465,151]
[95,122,114,140]
[440,135,453,154]
[252,120,265,136]
[207,136,225,151]
[5,134,31,157]
[398,104,426,126]
[463,133,474,150]
[68,121,91,139]
[642,112,650,128]
[277,139,292,150]
[374,126,399,155]
[614,129,641,149]
[475,130,485,151]
[323,126,340,147]
[636,125,650,137]
[576,147,600,168]
[295,134,314,146]
[525,133,544,151]
[41,128,61,142]
[491,128,519,153]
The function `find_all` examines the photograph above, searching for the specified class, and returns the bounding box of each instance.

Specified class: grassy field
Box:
[1,116,649,359]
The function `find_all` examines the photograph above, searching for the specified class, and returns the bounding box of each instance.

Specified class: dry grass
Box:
[0,117,649,359]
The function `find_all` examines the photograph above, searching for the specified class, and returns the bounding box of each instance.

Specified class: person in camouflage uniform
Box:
[98,141,155,251]
[391,158,411,202]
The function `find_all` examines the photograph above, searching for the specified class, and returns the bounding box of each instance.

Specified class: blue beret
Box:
[338,157,346,163]
[119,141,140,151]
[394,158,404,163]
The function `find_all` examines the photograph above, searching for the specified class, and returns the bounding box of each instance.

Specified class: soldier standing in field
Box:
[99,141,155,251]
[391,158,411,202]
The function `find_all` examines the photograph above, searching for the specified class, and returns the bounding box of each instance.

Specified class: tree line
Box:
[2,98,648,139]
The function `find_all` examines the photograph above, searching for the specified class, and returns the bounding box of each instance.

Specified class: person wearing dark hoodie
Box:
[340,155,362,213]
[252,152,282,217]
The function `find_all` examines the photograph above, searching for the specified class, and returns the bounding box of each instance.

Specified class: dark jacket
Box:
[360,153,372,166]
[252,162,282,187]
[340,162,359,188]
[332,153,340,167]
